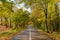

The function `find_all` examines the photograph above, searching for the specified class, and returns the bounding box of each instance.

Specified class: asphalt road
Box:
[10,25,54,40]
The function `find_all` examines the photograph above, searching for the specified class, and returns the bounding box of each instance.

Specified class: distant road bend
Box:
[11,25,54,40]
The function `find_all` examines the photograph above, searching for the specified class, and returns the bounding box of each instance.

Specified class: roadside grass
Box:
[44,32,60,40]
[0,27,24,40]
[37,29,60,40]
[49,32,60,40]
[43,32,60,40]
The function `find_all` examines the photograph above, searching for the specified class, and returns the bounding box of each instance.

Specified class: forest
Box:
[0,0,60,40]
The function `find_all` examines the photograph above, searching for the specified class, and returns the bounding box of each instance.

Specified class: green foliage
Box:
[20,0,60,33]
[12,9,30,28]
[0,0,60,34]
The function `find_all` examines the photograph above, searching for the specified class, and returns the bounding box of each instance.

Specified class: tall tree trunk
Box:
[0,18,3,25]
[43,7,49,33]
[4,17,8,27]
[45,9,49,33]
[9,19,12,28]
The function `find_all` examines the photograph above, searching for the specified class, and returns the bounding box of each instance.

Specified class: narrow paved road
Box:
[10,25,54,40]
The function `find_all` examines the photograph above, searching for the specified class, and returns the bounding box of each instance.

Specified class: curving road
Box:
[10,25,54,40]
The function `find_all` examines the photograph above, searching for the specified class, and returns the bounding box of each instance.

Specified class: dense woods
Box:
[20,0,60,33]
[0,0,30,29]
[0,0,60,33]
[0,0,60,39]
[0,0,60,40]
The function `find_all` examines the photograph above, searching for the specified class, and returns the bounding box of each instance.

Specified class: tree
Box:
[53,3,60,31]
[20,0,60,32]
[12,9,30,29]
[0,0,14,27]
